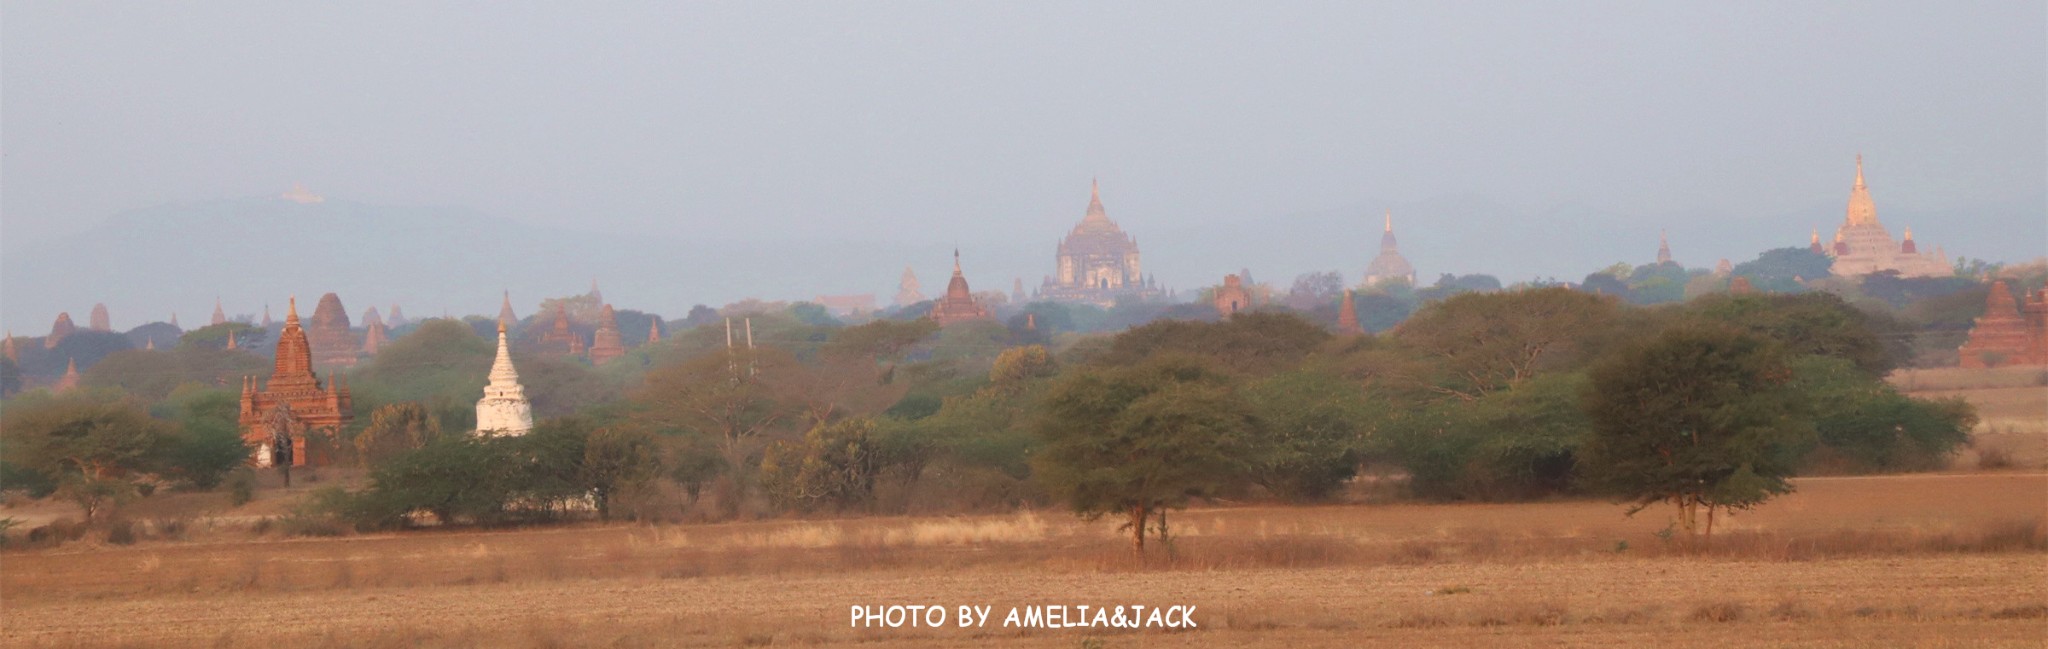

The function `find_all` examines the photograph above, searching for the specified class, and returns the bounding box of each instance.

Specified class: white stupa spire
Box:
[475,321,533,436]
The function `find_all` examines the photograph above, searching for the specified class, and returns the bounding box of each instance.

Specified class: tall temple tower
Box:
[895,267,927,307]
[476,321,535,436]
[1363,210,1416,286]
[1823,155,1949,278]
[1040,180,1163,306]
[239,297,352,467]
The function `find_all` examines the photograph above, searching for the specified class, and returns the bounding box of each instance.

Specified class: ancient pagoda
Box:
[45,312,75,349]
[589,304,626,366]
[1823,155,1949,278]
[239,297,352,467]
[307,293,359,368]
[1363,210,1417,286]
[537,303,587,357]
[1958,280,2048,367]
[361,307,388,356]
[475,322,534,436]
[895,267,926,307]
[930,250,993,326]
[89,304,111,332]
[1040,180,1163,306]
[1214,274,1251,317]
[1337,290,1362,334]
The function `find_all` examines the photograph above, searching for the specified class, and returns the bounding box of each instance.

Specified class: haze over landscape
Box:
[3,2,2043,330]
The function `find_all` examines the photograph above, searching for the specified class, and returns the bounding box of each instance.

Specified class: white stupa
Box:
[475,321,534,436]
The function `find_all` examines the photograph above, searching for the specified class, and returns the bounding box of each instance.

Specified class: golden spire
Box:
[1843,154,1878,227]
[1903,226,1913,240]
[1811,228,1820,244]
[1384,209,1393,233]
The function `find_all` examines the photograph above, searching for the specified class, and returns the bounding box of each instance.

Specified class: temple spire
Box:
[1084,178,1108,220]
[1384,209,1393,233]
[1854,153,1865,189]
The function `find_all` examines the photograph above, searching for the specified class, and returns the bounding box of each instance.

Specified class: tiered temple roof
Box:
[1040,180,1163,306]
[239,297,352,467]
[1823,156,1950,278]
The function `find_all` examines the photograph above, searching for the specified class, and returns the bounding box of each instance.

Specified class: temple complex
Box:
[46,312,75,349]
[1040,180,1163,306]
[1958,281,2048,367]
[475,322,535,436]
[929,251,993,326]
[589,304,626,366]
[1214,274,1251,316]
[239,298,352,467]
[89,304,111,332]
[896,267,926,306]
[1363,210,1417,286]
[1337,290,1362,334]
[362,307,388,356]
[307,293,358,368]
[1822,156,1950,278]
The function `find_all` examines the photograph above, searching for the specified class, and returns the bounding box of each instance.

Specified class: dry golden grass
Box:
[4,473,2045,648]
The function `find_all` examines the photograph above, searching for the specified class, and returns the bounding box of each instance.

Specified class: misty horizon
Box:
[4,2,2043,331]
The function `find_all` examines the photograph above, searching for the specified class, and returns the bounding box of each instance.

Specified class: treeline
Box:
[0,286,1978,542]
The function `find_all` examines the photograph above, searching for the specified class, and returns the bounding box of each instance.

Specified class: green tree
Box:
[1033,355,1257,555]
[989,345,1057,387]
[157,387,249,489]
[1242,369,1376,501]
[1791,355,1975,472]
[1685,292,1902,375]
[353,402,447,467]
[0,392,175,521]
[761,417,884,512]
[580,426,662,520]
[1731,247,1833,293]
[1579,326,1812,544]
[1393,287,1623,401]
[358,436,520,526]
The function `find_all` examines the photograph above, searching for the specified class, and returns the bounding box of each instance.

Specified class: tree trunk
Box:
[1128,504,1148,557]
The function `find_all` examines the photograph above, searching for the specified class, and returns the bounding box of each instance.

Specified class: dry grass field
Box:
[4,472,2044,648]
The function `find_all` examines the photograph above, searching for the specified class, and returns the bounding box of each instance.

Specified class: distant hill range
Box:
[0,196,949,332]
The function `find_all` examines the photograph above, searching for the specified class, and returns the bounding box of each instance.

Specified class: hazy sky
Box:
[3,2,2044,328]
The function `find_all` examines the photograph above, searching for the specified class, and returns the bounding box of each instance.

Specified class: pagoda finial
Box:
[1903,226,1914,240]
[1854,153,1865,189]
[498,319,507,334]
[953,248,962,274]
[1384,209,1393,233]
[286,295,299,325]
[1811,228,1820,244]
